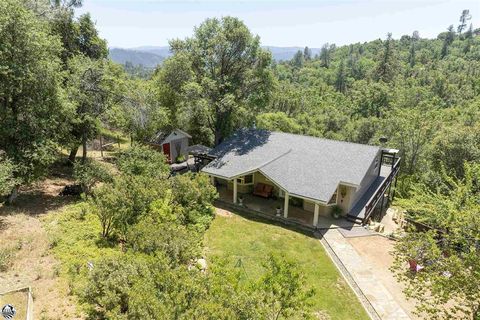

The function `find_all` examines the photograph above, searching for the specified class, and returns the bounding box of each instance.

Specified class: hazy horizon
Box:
[77,0,479,49]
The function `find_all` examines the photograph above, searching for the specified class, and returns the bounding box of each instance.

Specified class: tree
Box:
[256,112,302,134]
[408,31,420,68]
[429,124,480,178]
[335,60,347,93]
[303,46,312,61]
[392,163,480,319]
[73,159,111,196]
[128,197,202,266]
[441,25,455,58]
[379,107,439,176]
[457,9,471,34]
[0,155,18,199]
[319,43,332,68]
[255,254,315,320]
[0,0,68,200]
[376,33,398,82]
[170,173,218,230]
[167,17,273,146]
[292,50,304,68]
[116,145,169,178]
[65,57,117,162]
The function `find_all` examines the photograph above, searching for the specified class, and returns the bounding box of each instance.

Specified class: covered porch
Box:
[212,173,355,229]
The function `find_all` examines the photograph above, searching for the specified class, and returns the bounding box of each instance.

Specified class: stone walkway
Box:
[319,229,410,320]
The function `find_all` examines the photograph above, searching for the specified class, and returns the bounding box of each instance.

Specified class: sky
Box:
[76,0,479,49]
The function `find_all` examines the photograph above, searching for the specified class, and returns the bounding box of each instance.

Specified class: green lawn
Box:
[204,212,370,320]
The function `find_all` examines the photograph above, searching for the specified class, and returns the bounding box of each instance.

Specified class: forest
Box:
[0,0,479,319]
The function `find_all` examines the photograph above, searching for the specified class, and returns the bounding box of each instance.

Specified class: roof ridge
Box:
[245,128,381,150]
[258,148,292,170]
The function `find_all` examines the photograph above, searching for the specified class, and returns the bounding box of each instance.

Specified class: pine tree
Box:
[303,46,311,61]
[457,9,471,34]
[335,60,347,93]
[441,25,455,58]
[376,33,397,82]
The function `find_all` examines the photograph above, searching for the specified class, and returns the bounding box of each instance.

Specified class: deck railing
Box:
[363,157,401,224]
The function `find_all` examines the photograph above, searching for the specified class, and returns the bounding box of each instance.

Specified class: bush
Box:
[73,160,111,196]
[0,156,18,198]
[117,145,169,177]
[0,247,14,271]
[175,154,186,163]
[170,173,218,231]
[90,175,167,240]
[331,205,343,219]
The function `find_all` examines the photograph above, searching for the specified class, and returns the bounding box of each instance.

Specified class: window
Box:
[237,174,254,185]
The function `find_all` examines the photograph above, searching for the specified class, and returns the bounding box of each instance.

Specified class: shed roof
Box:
[202,129,381,202]
[150,129,192,145]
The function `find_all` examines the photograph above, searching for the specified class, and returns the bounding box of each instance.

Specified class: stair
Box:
[346,214,364,224]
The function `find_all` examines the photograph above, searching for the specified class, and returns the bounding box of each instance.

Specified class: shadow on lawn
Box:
[0,161,80,218]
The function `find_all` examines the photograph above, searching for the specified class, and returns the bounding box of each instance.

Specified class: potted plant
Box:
[275,206,282,216]
[331,205,343,219]
[238,196,244,206]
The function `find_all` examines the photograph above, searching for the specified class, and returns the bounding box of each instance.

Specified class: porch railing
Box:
[363,157,401,224]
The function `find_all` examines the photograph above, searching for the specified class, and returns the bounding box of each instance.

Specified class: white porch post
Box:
[313,203,319,227]
[233,178,238,204]
[283,192,289,218]
[210,175,215,185]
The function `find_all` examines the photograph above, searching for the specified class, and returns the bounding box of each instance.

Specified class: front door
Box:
[162,143,171,162]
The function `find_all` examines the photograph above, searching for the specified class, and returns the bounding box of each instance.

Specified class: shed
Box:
[150,129,192,162]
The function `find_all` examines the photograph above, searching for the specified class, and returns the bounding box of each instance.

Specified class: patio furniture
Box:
[253,183,273,198]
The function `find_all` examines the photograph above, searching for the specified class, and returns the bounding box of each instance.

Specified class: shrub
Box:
[117,145,169,177]
[331,205,343,219]
[0,247,14,271]
[170,173,218,231]
[73,160,111,196]
[90,175,167,239]
[175,154,186,163]
[0,156,18,198]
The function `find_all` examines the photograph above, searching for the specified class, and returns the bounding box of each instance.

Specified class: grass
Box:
[0,290,28,319]
[204,212,370,320]
[42,203,119,298]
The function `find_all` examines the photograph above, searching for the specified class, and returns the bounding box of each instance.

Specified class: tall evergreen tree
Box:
[376,33,398,83]
[335,60,347,93]
[303,46,312,60]
[457,9,471,34]
[441,25,455,58]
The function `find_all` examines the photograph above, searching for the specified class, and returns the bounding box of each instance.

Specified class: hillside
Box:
[109,45,323,68]
[108,48,165,68]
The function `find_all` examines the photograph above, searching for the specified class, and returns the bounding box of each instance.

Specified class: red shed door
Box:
[162,143,171,162]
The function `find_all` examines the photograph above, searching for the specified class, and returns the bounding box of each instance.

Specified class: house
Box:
[149,129,192,163]
[201,129,400,227]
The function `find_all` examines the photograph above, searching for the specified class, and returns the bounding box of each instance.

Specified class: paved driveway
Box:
[319,228,413,320]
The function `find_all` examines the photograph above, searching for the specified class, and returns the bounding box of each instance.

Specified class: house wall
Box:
[253,172,281,197]
[170,137,189,161]
[303,200,331,217]
[337,185,356,214]
[226,180,253,194]
[350,150,381,211]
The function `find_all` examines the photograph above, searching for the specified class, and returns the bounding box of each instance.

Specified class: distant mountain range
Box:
[109,46,321,69]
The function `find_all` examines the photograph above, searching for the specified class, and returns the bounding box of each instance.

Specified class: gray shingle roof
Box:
[202,129,380,202]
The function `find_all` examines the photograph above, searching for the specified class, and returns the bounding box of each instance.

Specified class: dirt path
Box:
[0,171,82,319]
